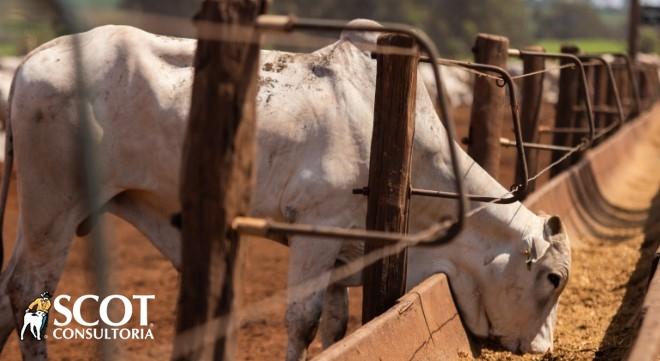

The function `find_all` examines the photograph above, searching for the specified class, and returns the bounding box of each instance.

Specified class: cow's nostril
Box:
[547,273,561,289]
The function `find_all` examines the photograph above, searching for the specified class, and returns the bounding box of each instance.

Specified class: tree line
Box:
[116,0,630,56]
[2,0,654,57]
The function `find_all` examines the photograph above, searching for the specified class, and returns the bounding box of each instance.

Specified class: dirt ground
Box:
[0,104,658,360]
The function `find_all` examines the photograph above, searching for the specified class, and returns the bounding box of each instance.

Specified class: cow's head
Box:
[447,214,571,354]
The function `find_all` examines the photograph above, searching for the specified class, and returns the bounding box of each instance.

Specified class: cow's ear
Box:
[544,215,563,238]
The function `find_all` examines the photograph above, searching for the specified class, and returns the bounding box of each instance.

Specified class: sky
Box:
[593,0,660,7]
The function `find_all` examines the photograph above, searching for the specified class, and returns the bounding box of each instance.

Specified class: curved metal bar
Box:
[231,217,456,245]
[418,57,528,203]
[578,55,626,139]
[509,49,596,146]
[410,188,521,204]
[232,15,468,245]
[609,53,642,117]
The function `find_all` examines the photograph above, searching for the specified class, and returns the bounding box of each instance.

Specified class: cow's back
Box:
[10,26,197,214]
[10,25,384,229]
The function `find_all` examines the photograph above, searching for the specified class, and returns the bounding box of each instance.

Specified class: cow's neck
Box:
[405,104,541,283]
[409,144,537,247]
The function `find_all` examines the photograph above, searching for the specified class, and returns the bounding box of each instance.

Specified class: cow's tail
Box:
[0,65,18,270]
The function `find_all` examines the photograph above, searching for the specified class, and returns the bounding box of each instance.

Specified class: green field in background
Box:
[0,44,16,57]
[536,38,626,54]
[0,36,630,59]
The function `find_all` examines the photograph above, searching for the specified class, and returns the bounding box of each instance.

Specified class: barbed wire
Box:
[510,62,575,80]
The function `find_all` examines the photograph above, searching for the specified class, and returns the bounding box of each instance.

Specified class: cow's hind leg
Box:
[0,277,16,346]
[285,235,342,361]
[0,205,81,359]
[319,282,348,349]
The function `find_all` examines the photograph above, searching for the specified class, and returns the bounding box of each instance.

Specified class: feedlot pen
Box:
[0,103,659,361]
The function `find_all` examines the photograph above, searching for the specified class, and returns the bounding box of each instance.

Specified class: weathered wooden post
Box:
[173,0,265,360]
[467,34,509,179]
[550,45,579,178]
[628,0,641,57]
[612,63,631,122]
[606,64,624,129]
[649,65,660,104]
[592,63,610,145]
[516,45,545,196]
[594,64,609,129]
[638,67,650,111]
[362,34,418,324]
[648,65,660,105]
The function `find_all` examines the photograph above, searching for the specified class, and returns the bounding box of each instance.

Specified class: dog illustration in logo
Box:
[20,291,52,341]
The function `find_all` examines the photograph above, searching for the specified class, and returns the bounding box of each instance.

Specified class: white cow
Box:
[0,57,21,132]
[0,21,570,361]
[20,311,45,341]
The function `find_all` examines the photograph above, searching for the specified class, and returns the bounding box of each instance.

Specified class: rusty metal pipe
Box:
[578,55,626,139]
[232,216,456,245]
[499,138,575,152]
[419,56,529,197]
[508,49,596,145]
[608,53,642,116]
[410,188,521,204]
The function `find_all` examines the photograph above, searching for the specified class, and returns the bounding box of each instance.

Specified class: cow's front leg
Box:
[319,283,348,349]
[285,235,342,361]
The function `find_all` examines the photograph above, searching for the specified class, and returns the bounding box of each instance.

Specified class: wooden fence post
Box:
[649,65,660,105]
[593,63,609,145]
[606,63,624,130]
[612,63,631,122]
[650,66,659,104]
[594,64,609,129]
[362,34,418,324]
[550,45,579,178]
[173,1,265,360]
[467,34,509,179]
[638,67,650,111]
[516,45,545,196]
[628,0,640,58]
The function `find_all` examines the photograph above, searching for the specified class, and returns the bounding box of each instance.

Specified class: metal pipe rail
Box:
[577,55,626,140]
[608,53,642,117]
[499,137,575,152]
[539,126,608,134]
[411,57,529,204]
[508,48,597,144]
[231,15,467,246]
[404,55,601,204]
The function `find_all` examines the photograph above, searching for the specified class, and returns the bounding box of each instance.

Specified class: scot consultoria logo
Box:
[20,292,156,341]
[20,291,52,341]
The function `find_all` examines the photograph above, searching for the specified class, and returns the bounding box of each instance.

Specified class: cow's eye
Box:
[547,273,561,289]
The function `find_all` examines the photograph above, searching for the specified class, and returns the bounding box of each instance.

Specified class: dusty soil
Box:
[0,104,657,361]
